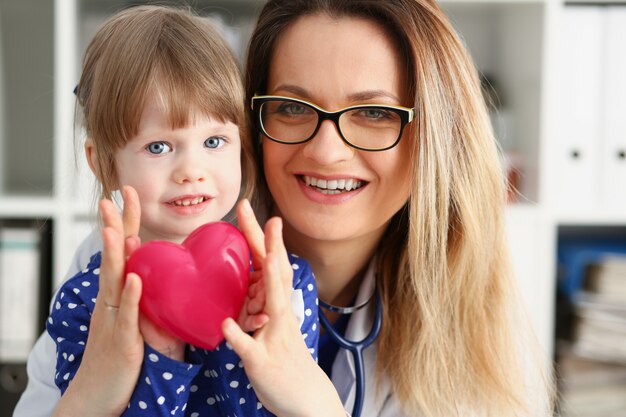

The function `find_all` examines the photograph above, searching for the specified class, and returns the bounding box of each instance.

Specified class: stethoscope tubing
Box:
[319,289,382,417]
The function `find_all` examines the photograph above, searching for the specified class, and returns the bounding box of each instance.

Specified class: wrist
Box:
[53,381,116,417]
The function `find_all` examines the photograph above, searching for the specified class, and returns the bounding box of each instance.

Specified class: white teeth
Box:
[173,197,205,206]
[302,175,363,192]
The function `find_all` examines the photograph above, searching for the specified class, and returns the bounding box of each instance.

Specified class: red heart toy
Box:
[125,221,250,350]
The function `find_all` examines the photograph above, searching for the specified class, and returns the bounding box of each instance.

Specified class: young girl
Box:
[45,6,318,416]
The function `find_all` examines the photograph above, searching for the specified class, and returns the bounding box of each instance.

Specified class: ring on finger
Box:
[104,301,120,310]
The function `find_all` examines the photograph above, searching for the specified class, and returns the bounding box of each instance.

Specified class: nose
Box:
[302,120,355,164]
[172,150,206,184]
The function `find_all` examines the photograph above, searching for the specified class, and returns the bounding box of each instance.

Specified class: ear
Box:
[84,138,100,179]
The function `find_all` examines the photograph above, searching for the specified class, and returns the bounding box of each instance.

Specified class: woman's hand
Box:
[53,187,184,417]
[53,186,145,417]
[222,200,346,417]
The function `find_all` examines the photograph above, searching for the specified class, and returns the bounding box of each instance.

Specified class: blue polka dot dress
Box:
[47,252,319,416]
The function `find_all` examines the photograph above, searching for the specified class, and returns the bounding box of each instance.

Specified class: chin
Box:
[293,217,359,242]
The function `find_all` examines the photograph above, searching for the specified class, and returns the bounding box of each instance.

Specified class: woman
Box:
[15,0,552,416]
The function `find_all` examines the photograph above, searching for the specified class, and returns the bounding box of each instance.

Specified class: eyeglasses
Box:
[251,95,415,151]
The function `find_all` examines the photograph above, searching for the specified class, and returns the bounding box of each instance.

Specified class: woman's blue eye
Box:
[277,101,311,116]
[146,141,171,154]
[204,136,225,149]
[362,108,392,119]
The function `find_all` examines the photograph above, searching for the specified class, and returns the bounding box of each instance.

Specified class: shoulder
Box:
[54,252,102,307]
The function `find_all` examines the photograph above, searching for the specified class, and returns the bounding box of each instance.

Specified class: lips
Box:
[301,175,365,194]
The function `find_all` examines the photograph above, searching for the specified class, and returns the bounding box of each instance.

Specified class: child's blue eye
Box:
[204,136,225,149]
[146,141,171,154]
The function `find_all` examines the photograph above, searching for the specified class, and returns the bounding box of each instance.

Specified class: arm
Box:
[50,195,145,417]
[13,229,103,417]
[46,187,147,416]
[222,200,345,417]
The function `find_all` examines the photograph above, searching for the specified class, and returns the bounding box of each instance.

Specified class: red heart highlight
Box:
[125,221,250,350]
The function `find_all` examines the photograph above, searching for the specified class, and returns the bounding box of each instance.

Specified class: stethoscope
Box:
[318,287,382,417]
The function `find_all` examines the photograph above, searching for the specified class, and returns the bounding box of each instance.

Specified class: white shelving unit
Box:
[1,0,625,405]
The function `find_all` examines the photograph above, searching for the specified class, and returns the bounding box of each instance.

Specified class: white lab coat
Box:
[13,229,408,417]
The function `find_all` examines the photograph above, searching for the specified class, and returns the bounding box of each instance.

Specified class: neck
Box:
[282,221,384,308]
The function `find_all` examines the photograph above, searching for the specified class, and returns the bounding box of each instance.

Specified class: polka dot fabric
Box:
[47,252,319,416]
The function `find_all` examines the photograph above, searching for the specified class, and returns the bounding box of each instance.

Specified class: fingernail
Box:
[222,318,235,334]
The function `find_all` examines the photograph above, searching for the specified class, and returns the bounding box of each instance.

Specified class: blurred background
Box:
[0,0,624,415]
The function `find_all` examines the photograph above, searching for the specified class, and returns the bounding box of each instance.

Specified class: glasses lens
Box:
[259,100,318,143]
[339,108,402,150]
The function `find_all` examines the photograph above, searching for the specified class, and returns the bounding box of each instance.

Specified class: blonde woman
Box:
[223,0,553,415]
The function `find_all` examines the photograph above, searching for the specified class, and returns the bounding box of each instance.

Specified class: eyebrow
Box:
[271,84,402,104]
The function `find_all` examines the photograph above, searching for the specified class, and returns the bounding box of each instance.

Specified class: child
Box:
[46,5,318,416]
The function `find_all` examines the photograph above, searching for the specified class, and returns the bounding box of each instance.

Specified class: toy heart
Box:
[125,222,250,350]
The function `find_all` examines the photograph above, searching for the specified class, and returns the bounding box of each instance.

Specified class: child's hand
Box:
[237,269,270,332]
[221,200,346,417]
[138,314,186,361]
[53,186,145,416]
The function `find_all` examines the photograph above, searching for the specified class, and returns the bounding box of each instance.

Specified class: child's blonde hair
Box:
[76,5,254,201]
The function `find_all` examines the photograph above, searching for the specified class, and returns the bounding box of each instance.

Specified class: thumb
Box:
[222,318,257,363]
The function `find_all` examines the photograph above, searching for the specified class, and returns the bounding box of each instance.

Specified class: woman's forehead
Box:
[268,14,408,106]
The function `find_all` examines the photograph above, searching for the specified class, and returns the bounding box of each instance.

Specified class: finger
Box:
[222,318,258,362]
[236,199,266,270]
[100,198,124,236]
[124,235,141,259]
[263,253,288,317]
[242,314,269,332]
[115,273,142,337]
[249,270,263,285]
[100,223,125,309]
[248,278,264,299]
[122,186,141,239]
[265,217,293,288]
[247,286,266,315]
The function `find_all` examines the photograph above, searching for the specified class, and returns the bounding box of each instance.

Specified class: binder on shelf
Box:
[602,7,626,209]
[555,6,604,210]
[0,225,40,362]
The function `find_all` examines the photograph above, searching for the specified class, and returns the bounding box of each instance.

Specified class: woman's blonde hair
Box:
[76,5,255,202]
[246,0,552,415]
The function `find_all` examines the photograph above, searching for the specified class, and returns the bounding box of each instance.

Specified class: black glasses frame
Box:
[251,95,415,152]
